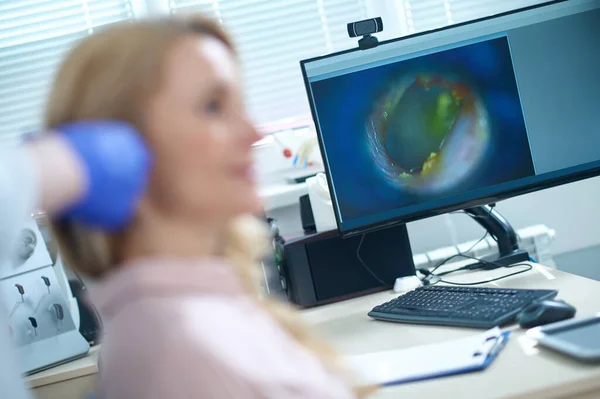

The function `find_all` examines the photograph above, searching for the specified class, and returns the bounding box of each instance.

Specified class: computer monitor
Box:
[301,0,600,235]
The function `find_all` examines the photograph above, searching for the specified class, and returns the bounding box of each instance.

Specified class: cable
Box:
[428,231,489,276]
[419,204,536,286]
[356,234,393,288]
[434,249,513,277]
[449,205,499,242]
[428,204,496,276]
[434,261,533,286]
[424,250,532,286]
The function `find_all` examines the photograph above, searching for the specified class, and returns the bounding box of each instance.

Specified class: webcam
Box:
[347,17,383,50]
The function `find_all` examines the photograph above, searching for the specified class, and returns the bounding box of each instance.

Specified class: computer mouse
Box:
[517,299,576,329]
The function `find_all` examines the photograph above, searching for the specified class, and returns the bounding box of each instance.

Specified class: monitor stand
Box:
[463,205,530,270]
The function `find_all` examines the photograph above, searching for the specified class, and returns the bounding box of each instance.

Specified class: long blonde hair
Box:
[46,15,374,398]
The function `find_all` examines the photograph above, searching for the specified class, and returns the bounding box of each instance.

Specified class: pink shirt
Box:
[89,258,356,399]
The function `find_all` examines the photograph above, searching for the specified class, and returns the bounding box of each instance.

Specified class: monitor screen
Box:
[301,0,600,234]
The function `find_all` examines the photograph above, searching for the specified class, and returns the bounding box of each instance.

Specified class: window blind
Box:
[402,0,549,34]
[0,0,553,144]
[168,0,370,132]
[0,0,135,145]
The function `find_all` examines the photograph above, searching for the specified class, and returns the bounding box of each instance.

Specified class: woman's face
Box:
[146,35,262,223]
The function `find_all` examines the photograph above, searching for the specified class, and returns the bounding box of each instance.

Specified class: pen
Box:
[488,333,509,358]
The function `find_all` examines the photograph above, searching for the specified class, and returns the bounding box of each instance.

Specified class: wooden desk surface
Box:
[301,264,600,399]
[27,345,99,389]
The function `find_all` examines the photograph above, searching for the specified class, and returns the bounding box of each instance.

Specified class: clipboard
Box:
[346,327,510,386]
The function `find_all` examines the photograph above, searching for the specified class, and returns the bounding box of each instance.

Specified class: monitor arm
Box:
[463,205,530,269]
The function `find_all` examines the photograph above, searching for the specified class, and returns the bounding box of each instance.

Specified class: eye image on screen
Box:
[310,35,535,223]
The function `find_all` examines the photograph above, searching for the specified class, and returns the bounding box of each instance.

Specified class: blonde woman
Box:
[46,15,373,399]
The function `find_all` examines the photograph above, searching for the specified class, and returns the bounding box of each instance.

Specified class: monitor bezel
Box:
[299,0,600,237]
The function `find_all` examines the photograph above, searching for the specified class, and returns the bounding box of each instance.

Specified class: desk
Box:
[301,264,600,399]
[28,346,99,399]
[27,264,600,399]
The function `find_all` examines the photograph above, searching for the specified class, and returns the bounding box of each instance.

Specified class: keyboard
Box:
[369,285,558,328]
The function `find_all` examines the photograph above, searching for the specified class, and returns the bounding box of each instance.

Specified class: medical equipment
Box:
[1,217,89,375]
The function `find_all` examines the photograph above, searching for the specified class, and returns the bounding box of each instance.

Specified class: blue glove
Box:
[57,120,152,231]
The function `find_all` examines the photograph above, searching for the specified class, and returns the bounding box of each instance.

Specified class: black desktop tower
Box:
[281,224,415,307]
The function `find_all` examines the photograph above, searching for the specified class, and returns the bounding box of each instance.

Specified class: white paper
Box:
[346,327,502,385]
